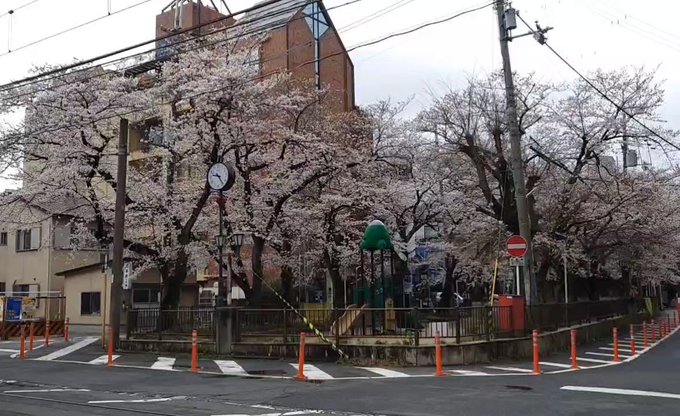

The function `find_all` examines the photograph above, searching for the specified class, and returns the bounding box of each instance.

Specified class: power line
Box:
[3,1,494,143]
[0,0,40,18]
[1,0,157,57]
[0,0,371,103]
[516,13,680,153]
[0,0,313,95]
[0,0,288,92]
[338,0,415,32]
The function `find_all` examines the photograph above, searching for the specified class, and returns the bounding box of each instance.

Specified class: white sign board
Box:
[122,263,132,290]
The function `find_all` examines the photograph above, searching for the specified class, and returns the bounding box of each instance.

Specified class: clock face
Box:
[208,163,230,191]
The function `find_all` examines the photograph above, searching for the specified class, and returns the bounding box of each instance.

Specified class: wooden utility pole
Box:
[495,0,537,303]
[109,118,128,346]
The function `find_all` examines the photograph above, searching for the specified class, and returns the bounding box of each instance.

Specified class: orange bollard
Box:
[191,329,198,373]
[107,327,114,367]
[570,329,578,370]
[435,331,445,377]
[64,318,70,342]
[29,322,34,352]
[532,330,541,375]
[643,321,649,348]
[613,327,620,362]
[45,321,50,347]
[630,336,636,355]
[296,332,307,381]
[19,325,25,360]
[652,320,657,343]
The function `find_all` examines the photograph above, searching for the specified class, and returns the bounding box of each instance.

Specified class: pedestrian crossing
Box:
[2,315,676,381]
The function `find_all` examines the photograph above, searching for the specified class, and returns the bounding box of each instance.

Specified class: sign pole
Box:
[515,264,520,296]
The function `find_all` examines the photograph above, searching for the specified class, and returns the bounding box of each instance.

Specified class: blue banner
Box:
[5,297,21,321]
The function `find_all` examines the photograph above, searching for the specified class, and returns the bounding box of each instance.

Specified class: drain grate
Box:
[248,369,289,376]
[505,385,533,391]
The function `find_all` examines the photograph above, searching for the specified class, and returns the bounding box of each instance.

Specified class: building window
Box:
[303,1,330,89]
[133,288,161,307]
[13,284,30,296]
[16,229,31,251]
[81,292,101,315]
[15,228,39,251]
[0,232,6,246]
[0,282,5,294]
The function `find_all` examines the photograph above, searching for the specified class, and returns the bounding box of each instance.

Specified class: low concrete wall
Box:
[120,338,215,354]
[119,311,650,366]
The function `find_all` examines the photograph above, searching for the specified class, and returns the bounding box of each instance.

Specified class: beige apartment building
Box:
[0,195,100,321]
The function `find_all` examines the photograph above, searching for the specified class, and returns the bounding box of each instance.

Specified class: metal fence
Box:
[234,306,515,344]
[127,299,645,343]
[127,307,215,339]
[525,299,637,332]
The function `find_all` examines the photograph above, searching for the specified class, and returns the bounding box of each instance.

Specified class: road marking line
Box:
[4,389,90,393]
[577,357,614,363]
[88,396,185,404]
[34,337,99,361]
[586,352,631,358]
[358,367,410,378]
[151,357,177,371]
[10,343,46,358]
[89,355,120,365]
[486,366,534,373]
[213,414,280,416]
[0,349,19,353]
[539,362,572,368]
[212,413,324,416]
[561,386,680,400]
[290,364,333,380]
[449,370,488,376]
[214,360,248,376]
[599,347,633,353]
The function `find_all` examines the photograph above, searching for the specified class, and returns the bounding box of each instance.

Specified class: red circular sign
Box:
[507,235,528,257]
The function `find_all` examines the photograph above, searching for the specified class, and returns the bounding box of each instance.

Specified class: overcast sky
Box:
[1,0,679,190]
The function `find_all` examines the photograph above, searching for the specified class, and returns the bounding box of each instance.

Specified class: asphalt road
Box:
[1,331,679,416]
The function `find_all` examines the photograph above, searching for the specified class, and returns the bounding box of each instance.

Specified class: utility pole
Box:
[495,0,537,304]
[110,118,129,347]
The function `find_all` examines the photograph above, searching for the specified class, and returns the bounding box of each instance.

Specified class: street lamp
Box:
[225,232,244,306]
[229,233,244,252]
[215,234,226,249]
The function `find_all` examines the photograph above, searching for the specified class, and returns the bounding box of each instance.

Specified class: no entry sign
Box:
[507,235,528,258]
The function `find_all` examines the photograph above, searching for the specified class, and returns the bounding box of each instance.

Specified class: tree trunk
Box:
[536,254,551,303]
[439,255,458,307]
[280,265,294,305]
[250,236,265,305]
[162,249,189,309]
[322,248,344,308]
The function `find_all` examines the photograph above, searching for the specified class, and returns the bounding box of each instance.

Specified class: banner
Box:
[21,297,37,320]
[5,298,21,321]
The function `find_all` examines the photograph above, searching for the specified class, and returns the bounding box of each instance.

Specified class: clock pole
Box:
[217,190,225,304]
[208,162,236,354]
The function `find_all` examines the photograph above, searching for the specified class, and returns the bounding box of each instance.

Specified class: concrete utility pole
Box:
[110,118,129,347]
[495,0,537,304]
